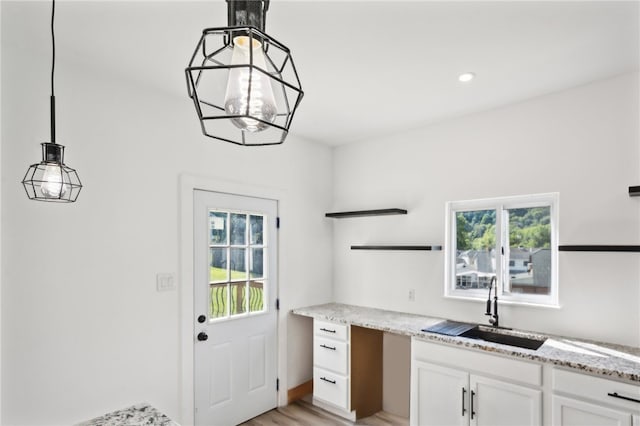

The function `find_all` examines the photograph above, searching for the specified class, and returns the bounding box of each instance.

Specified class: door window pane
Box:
[506,207,551,295]
[455,209,496,290]
[230,213,247,245]
[250,248,264,279]
[249,281,265,312]
[209,211,227,245]
[250,215,264,245]
[210,248,228,283]
[230,248,247,280]
[210,284,228,318]
[230,282,247,316]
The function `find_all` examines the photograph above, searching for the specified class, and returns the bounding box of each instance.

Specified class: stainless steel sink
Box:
[460,327,546,350]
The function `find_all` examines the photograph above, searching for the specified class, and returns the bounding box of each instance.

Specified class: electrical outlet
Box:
[156,273,176,292]
[408,288,415,302]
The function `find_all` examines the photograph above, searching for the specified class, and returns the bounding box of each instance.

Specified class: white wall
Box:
[382,333,410,417]
[0,2,332,424]
[0,1,3,421]
[333,72,640,347]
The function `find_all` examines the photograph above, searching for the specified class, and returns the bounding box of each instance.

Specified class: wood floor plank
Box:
[240,400,408,426]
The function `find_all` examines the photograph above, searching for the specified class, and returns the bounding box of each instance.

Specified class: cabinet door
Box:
[410,360,468,426]
[552,395,632,426]
[471,375,541,426]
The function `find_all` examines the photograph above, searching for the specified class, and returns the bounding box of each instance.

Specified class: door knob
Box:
[197,332,208,341]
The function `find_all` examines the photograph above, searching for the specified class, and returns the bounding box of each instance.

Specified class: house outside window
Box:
[445,193,559,306]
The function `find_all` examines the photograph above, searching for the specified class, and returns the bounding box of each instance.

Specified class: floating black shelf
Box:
[629,186,640,197]
[558,245,640,252]
[351,245,442,251]
[325,208,407,218]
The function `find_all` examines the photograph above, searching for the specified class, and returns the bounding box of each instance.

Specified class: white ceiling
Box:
[5,1,640,146]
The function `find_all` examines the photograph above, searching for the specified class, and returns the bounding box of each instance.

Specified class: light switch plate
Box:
[156,273,176,292]
[408,289,415,301]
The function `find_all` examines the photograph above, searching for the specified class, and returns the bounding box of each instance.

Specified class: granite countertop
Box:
[75,403,179,426]
[292,302,640,383]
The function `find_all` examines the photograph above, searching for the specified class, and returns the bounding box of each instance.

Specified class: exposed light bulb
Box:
[40,163,68,198]
[224,36,277,132]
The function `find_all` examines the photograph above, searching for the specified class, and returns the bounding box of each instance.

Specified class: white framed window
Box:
[208,209,268,321]
[444,193,559,307]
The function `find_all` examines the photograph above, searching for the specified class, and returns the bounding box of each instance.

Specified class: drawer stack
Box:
[313,320,350,411]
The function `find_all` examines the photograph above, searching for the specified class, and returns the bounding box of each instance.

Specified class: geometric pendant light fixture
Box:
[22,0,82,202]
[185,0,304,146]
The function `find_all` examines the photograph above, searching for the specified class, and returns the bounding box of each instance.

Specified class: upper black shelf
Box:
[629,186,640,197]
[558,245,640,252]
[325,208,407,218]
[351,245,442,251]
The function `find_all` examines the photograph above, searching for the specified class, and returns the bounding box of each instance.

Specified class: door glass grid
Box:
[208,209,267,320]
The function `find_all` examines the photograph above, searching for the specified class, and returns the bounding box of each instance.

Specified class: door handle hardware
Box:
[320,344,336,351]
[319,328,336,333]
[197,332,208,341]
[320,377,336,384]
[470,390,476,419]
[197,315,206,324]
[461,388,467,416]
[608,392,640,404]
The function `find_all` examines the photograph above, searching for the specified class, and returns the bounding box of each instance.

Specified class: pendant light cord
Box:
[50,0,56,144]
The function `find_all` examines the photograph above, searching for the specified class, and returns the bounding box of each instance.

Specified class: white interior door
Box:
[194,190,278,425]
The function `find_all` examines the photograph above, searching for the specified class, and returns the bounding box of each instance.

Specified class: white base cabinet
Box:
[553,395,632,426]
[411,338,542,426]
[313,320,351,413]
[552,368,640,426]
[312,320,383,420]
[413,361,468,426]
[472,375,541,426]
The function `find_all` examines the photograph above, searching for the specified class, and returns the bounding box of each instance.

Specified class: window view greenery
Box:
[455,209,496,289]
[505,207,551,295]
[454,204,553,298]
[208,211,266,319]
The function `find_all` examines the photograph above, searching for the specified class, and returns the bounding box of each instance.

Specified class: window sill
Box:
[443,294,562,310]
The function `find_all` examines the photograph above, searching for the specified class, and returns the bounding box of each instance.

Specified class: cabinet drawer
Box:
[412,338,542,386]
[314,367,349,410]
[314,336,349,375]
[314,320,349,341]
[553,368,640,412]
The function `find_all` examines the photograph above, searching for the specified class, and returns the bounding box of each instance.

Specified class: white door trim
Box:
[179,174,289,425]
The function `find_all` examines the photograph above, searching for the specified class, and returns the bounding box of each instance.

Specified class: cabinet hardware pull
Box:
[608,392,640,404]
[461,388,467,416]
[320,344,336,350]
[320,328,336,333]
[320,377,336,384]
[470,390,476,419]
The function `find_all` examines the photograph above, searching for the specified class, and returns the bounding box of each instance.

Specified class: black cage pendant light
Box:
[22,0,82,202]
[185,0,304,146]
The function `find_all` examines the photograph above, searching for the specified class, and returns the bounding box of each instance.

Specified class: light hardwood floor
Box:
[240,400,409,426]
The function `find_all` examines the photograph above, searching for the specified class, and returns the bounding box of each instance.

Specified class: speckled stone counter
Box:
[75,403,179,426]
[292,302,640,383]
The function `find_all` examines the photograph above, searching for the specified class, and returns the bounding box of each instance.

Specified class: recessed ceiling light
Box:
[458,72,476,83]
